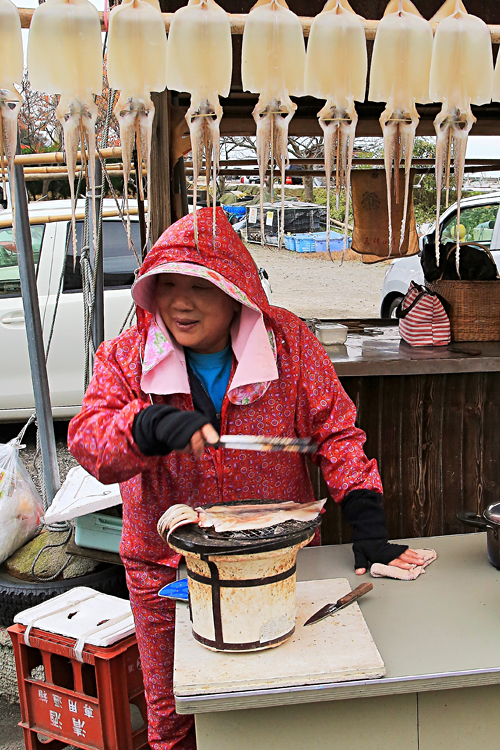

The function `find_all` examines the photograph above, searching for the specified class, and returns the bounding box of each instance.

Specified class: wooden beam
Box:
[15,8,500,41]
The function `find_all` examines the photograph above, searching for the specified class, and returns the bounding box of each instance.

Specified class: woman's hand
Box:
[180,423,219,458]
[355,548,426,575]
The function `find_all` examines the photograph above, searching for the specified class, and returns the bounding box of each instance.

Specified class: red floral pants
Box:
[124,559,196,750]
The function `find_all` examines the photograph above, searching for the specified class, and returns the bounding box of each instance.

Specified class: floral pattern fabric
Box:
[68,206,383,749]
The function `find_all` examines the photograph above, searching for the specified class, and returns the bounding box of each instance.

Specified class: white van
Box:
[1,198,141,421]
[380,191,500,317]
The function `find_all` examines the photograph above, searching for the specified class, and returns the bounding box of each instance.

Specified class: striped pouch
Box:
[396,282,450,347]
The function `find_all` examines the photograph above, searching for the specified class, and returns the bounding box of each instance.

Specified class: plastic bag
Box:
[0,439,44,565]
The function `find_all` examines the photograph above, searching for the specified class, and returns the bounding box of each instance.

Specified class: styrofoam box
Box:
[42,466,121,526]
[14,587,134,646]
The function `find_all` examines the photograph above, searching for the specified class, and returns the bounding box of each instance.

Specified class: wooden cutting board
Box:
[174,578,385,697]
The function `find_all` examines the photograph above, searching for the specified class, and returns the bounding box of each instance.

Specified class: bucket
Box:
[168,535,313,652]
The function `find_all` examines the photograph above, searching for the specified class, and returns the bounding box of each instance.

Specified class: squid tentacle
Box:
[252,95,295,248]
[0,88,22,245]
[187,97,222,248]
[57,96,97,267]
[115,93,154,252]
[319,97,357,262]
[380,103,418,257]
[434,104,474,272]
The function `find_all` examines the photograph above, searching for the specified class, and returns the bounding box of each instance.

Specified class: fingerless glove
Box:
[132,405,210,457]
[341,490,408,570]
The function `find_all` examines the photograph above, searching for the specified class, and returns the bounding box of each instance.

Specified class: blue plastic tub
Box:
[284,235,295,250]
[292,233,317,253]
[222,205,247,218]
[312,232,351,253]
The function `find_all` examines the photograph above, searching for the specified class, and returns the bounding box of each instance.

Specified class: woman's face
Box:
[156,273,240,353]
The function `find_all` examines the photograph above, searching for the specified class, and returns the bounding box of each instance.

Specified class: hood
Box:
[133,206,271,316]
[131,207,279,404]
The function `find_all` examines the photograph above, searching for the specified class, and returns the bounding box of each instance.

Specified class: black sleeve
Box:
[132,405,210,457]
[341,489,408,569]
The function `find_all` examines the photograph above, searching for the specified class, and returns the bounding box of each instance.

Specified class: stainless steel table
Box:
[174,533,500,750]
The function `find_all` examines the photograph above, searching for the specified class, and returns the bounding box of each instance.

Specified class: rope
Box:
[29,526,74,582]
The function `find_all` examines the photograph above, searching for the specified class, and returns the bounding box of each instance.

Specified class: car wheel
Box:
[387,295,404,319]
[0,564,128,627]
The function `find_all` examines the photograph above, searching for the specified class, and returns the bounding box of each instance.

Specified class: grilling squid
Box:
[166,0,232,245]
[28,0,102,263]
[242,0,306,247]
[430,0,493,268]
[0,0,23,243]
[158,504,199,540]
[369,0,433,256]
[107,0,167,250]
[157,498,326,540]
[305,0,367,259]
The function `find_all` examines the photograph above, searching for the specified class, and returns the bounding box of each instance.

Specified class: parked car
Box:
[0,198,142,422]
[380,191,500,317]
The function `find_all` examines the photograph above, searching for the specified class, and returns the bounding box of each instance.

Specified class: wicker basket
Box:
[428,280,500,341]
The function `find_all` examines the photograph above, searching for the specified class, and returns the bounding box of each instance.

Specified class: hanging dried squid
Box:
[369,0,433,256]
[107,0,167,250]
[166,0,232,244]
[0,0,23,242]
[242,0,306,247]
[430,0,493,269]
[305,0,367,259]
[28,0,103,263]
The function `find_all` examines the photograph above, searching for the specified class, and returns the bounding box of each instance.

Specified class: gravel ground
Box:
[246,245,389,319]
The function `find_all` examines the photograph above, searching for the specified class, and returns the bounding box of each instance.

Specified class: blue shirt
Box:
[185,344,232,415]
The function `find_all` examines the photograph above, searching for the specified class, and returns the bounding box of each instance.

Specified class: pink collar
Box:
[141,309,278,406]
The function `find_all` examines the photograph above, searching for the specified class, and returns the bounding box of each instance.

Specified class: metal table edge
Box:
[174,665,500,714]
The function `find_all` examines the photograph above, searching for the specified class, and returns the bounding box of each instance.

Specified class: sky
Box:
[13,0,500,163]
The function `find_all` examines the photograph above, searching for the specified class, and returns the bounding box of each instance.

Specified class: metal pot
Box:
[457,505,500,569]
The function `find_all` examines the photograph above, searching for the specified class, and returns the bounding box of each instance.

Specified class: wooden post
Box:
[150,89,171,244]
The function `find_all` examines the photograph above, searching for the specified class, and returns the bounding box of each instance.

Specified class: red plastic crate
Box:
[8,623,149,750]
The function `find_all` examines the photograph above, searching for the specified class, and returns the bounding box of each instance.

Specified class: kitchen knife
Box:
[304,582,373,626]
[214,435,318,454]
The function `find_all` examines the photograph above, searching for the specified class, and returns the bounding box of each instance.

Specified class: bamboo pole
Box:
[0,206,139,229]
[0,163,137,174]
[0,146,122,168]
[14,8,500,41]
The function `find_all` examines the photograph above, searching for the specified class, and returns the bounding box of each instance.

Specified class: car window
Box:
[441,204,499,247]
[0,224,45,298]
[63,220,141,292]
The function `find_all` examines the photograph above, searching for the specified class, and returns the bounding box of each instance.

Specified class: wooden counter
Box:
[174,534,500,750]
[309,321,500,545]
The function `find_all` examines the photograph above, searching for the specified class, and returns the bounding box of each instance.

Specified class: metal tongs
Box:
[214,435,318,454]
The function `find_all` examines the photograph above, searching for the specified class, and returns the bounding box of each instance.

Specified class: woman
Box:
[68,207,423,749]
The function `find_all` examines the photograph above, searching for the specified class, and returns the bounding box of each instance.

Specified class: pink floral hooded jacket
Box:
[68,208,383,567]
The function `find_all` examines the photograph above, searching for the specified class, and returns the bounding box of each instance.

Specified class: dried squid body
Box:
[108,0,167,250]
[157,504,200,541]
[369,0,432,256]
[0,0,24,239]
[305,0,367,259]
[242,0,306,247]
[166,0,232,244]
[430,0,493,269]
[28,0,103,262]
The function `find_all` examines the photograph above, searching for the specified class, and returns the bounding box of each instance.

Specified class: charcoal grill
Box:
[167,500,322,652]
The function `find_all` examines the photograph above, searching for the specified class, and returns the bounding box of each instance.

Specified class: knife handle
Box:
[336,582,373,609]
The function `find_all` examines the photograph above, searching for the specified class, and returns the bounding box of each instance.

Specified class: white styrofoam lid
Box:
[42,466,122,525]
[14,586,134,646]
